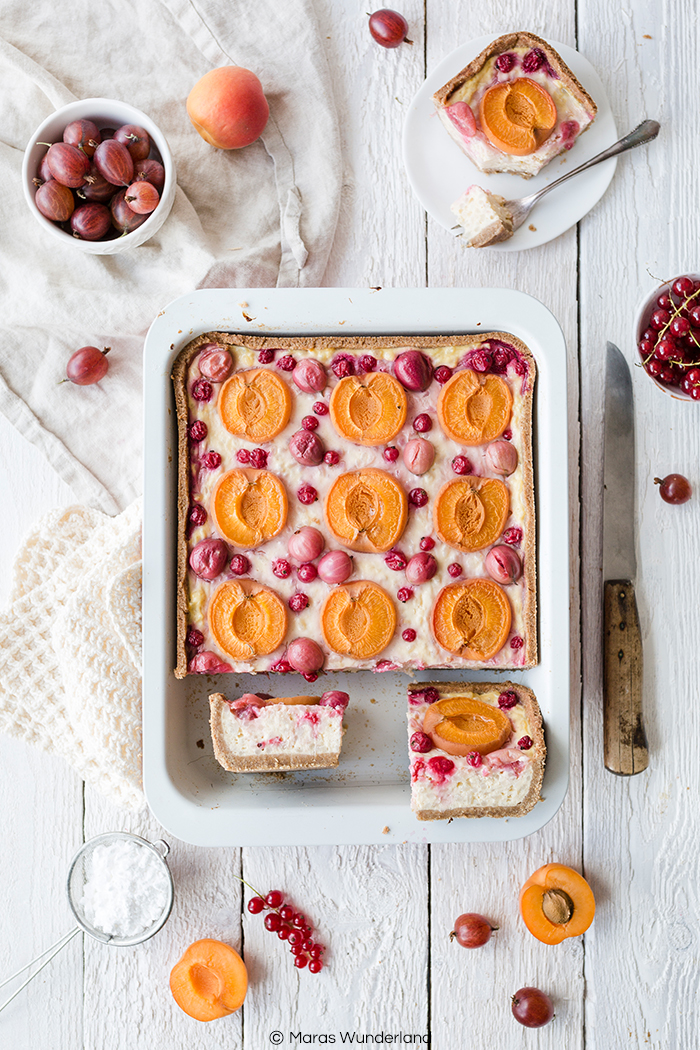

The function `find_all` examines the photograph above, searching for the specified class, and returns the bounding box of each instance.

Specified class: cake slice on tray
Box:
[433,31,597,179]
[209,690,349,772]
[407,681,545,820]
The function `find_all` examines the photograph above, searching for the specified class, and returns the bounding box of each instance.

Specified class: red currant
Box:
[264,912,282,932]
[248,896,265,914]
[313,401,329,415]
[280,905,294,921]
[383,446,399,463]
[419,535,435,551]
[673,275,695,299]
[302,415,319,431]
[402,628,417,642]
[308,959,323,973]
[294,954,308,968]
[265,890,284,908]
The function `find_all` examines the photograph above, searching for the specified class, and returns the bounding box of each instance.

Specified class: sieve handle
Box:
[0,926,81,1013]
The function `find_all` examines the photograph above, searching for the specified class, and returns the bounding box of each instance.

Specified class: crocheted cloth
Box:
[0,500,144,809]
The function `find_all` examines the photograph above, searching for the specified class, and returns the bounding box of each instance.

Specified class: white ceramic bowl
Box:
[22,97,176,254]
[634,272,700,401]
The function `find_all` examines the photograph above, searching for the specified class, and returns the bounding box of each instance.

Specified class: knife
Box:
[602,342,649,775]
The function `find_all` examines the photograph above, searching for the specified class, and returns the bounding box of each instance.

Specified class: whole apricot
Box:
[187,67,269,149]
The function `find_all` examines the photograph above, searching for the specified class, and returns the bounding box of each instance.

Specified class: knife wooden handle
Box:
[603,580,648,775]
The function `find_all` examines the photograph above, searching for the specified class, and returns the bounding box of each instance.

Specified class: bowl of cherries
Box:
[636,273,700,400]
[22,97,176,254]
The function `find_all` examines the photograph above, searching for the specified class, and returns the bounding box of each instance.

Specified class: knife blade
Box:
[602,342,648,775]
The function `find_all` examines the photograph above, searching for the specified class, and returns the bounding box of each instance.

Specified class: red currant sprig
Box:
[642,281,700,372]
[246,888,325,973]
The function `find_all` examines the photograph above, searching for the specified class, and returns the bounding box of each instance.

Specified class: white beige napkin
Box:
[0,501,144,808]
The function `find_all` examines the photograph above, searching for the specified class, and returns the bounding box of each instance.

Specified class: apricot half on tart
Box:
[211,468,287,548]
[325,468,408,553]
[436,369,512,445]
[321,580,396,659]
[423,696,511,757]
[432,578,512,660]
[329,372,407,446]
[434,476,509,552]
[479,78,557,156]
[218,368,292,443]
[208,579,287,660]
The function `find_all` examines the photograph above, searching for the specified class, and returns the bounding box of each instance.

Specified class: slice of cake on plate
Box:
[407,680,545,820]
[433,31,597,178]
[209,690,349,772]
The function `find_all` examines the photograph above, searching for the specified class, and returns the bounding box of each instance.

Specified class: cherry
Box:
[450,913,497,948]
[655,473,692,504]
[649,308,671,330]
[673,275,695,299]
[511,987,554,1028]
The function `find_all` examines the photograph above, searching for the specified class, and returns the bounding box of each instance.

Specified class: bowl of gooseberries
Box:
[636,273,700,400]
[22,97,176,254]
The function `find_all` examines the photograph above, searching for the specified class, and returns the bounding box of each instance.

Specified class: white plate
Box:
[142,288,569,846]
[402,36,618,249]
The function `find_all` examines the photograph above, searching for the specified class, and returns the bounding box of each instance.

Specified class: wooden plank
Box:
[0,416,83,1049]
[241,845,429,1041]
[578,1,700,1046]
[424,1,584,1044]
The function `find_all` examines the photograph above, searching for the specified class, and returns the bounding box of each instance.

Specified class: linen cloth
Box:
[0,0,342,805]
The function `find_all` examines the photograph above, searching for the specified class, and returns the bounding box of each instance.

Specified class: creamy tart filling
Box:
[173,335,536,679]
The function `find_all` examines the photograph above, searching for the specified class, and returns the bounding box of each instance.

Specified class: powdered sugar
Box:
[79,838,170,940]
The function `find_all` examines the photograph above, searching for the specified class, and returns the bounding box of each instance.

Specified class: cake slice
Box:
[433,31,597,179]
[209,690,349,772]
[407,681,545,820]
[451,185,514,247]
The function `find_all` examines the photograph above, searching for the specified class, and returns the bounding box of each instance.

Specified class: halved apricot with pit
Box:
[437,369,513,445]
[432,578,511,660]
[325,468,407,553]
[434,476,509,552]
[209,579,287,660]
[211,468,287,548]
[321,580,396,659]
[423,696,511,756]
[519,864,596,945]
[329,372,407,446]
[170,938,247,1021]
[218,368,292,442]
[480,78,557,156]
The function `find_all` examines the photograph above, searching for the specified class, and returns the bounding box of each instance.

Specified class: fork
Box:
[498,119,660,234]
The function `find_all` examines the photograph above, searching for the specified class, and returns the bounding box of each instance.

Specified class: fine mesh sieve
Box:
[0,831,174,1013]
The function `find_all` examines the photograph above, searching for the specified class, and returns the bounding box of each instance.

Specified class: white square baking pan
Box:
[142,288,569,846]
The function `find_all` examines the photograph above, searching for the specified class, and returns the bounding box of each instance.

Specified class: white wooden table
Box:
[2,2,698,1047]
